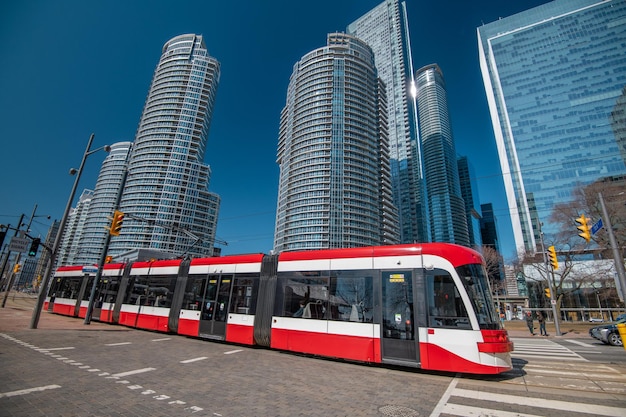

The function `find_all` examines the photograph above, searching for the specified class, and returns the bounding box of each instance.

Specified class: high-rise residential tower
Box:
[75,142,132,265]
[347,0,426,244]
[58,189,93,266]
[478,0,626,254]
[273,33,399,252]
[415,64,469,247]
[110,34,221,258]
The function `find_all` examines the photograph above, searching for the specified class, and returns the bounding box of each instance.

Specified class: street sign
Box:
[8,236,30,253]
[82,267,98,273]
[551,299,556,305]
[591,218,603,235]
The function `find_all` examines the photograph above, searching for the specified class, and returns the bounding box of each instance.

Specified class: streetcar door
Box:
[198,274,233,339]
[381,270,419,364]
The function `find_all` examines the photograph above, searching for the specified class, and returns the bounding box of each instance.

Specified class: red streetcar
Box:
[45,243,513,374]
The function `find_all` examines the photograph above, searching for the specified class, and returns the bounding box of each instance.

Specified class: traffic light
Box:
[109,210,125,236]
[547,245,558,270]
[105,255,113,263]
[28,238,40,257]
[544,288,551,298]
[575,214,591,242]
[13,264,21,273]
[0,227,6,248]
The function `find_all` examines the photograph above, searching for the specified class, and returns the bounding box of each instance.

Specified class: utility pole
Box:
[537,220,562,336]
[598,192,626,305]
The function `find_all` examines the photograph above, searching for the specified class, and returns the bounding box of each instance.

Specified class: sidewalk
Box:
[0,292,598,339]
[0,292,122,332]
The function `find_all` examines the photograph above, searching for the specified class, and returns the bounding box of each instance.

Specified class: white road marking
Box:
[452,388,625,416]
[152,337,171,342]
[442,403,542,417]
[112,368,156,377]
[39,346,75,351]
[180,356,208,364]
[0,385,61,398]
[429,375,459,417]
[105,342,132,346]
[224,349,243,355]
[564,339,596,348]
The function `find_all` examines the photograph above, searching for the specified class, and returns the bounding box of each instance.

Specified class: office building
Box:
[75,142,132,265]
[347,0,427,244]
[415,64,469,246]
[458,156,482,248]
[478,0,626,254]
[273,33,399,252]
[110,34,221,258]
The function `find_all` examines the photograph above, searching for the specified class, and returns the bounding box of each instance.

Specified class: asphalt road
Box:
[1,294,625,417]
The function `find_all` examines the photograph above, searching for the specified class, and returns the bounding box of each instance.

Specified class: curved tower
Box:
[76,142,132,265]
[111,34,221,258]
[273,33,399,252]
[415,64,469,246]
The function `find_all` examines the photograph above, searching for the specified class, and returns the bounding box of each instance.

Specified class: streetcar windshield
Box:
[456,264,499,329]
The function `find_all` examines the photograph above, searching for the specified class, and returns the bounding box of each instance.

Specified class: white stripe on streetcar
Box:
[180,357,208,363]
[111,368,156,377]
[453,388,625,416]
[0,385,61,398]
[105,342,132,346]
[224,349,243,355]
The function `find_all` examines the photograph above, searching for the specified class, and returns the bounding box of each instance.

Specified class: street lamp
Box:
[30,134,110,329]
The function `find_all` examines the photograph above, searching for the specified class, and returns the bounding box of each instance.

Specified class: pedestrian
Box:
[537,311,548,336]
[525,311,535,335]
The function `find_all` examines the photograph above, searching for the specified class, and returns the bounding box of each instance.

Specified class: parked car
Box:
[589,317,626,346]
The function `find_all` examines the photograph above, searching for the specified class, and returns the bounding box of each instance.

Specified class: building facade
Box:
[347,0,426,244]
[110,34,221,259]
[58,189,93,266]
[458,156,482,248]
[415,64,469,247]
[478,0,626,254]
[273,33,399,252]
[75,142,132,265]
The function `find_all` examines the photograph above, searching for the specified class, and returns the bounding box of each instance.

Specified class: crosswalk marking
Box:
[511,337,587,361]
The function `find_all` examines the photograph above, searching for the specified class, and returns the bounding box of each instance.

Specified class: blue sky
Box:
[0,0,551,260]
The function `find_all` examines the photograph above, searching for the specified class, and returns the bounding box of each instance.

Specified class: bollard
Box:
[618,323,626,351]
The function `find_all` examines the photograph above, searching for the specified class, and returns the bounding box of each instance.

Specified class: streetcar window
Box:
[277,271,329,319]
[426,271,470,329]
[276,270,373,322]
[125,274,177,307]
[456,264,498,328]
[229,275,259,315]
[183,276,205,311]
[328,271,373,323]
[58,277,82,299]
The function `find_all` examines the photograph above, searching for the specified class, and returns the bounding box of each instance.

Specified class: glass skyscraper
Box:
[110,34,221,258]
[478,0,626,254]
[415,64,469,247]
[273,33,399,252]
[347,0,426,244]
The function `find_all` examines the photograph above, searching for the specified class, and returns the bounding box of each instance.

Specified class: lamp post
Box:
[30,134,110,329]
[84,144,132,324]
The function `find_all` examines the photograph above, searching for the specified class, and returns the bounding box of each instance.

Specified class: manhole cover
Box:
[379,405,419,417]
